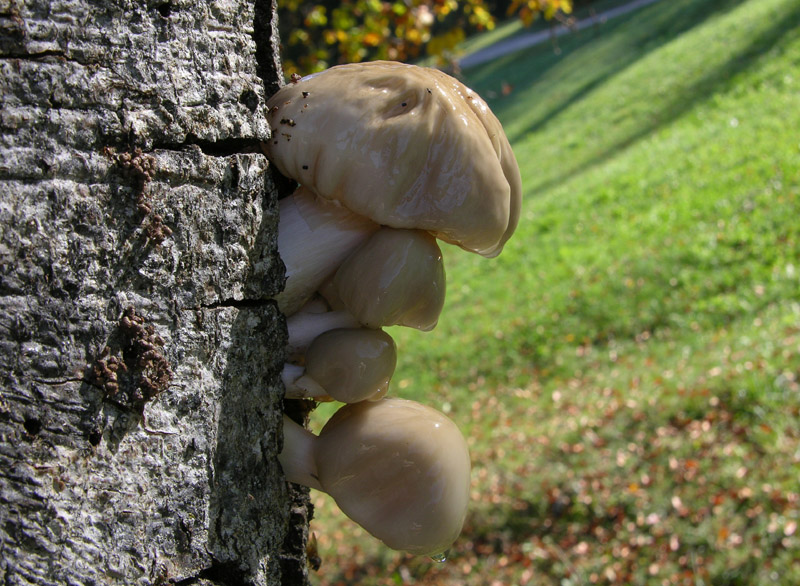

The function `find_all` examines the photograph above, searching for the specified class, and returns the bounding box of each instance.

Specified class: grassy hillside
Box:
[307,0,800,583]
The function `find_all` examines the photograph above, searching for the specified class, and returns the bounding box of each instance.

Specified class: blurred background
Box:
[280,0,800,583]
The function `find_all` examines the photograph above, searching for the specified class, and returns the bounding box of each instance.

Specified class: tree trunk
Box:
[0,0,309,584]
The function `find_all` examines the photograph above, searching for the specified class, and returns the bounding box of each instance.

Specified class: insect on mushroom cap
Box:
[265,61,521,258]
[315,397,471,556]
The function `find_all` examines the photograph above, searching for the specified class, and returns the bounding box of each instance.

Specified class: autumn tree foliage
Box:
[278,0,573,75]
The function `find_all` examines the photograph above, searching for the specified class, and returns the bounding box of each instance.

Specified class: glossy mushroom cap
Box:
[330,227,445,331]
[304,327,397,403]
[266,61,521,258]
[315,398,471,556]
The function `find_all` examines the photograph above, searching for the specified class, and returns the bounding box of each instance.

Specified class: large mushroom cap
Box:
[266,61,521,258]
[315,398,471,556]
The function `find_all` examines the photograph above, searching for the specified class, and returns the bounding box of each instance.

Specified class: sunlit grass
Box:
[307,0,800,583]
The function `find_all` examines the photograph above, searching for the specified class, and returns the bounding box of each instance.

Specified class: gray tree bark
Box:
[0,0,310,584]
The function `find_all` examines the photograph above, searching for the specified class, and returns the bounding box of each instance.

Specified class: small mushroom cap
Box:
[331,227,445,331]
[305,327,397,403]
[266,61,521,258]
[316,398,471,556]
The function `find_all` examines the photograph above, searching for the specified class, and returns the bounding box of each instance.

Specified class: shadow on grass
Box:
[469,0,744,141]
[471,0,800,197]
[550,0,800,183]
[471,3,727,108]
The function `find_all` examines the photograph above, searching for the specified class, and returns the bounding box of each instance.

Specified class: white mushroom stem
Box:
[281,364,329,400]
[285,308,360,359]
[279,415,323,491]
[275,186,379,316]
[282,362,305,385]
[277,399,471,557]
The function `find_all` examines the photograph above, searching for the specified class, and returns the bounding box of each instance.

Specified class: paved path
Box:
[458,0,664,69]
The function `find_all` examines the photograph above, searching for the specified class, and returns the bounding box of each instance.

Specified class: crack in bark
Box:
[184,136,266,157]
[253,0,285,97]
[0,50,94,65]
[198,297,276,311]
[30,377,87,386]
[0,49,64,59]
[102,137,266,159]
[143,137,266,158]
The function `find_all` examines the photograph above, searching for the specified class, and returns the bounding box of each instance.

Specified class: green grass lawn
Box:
[307,0,800,583]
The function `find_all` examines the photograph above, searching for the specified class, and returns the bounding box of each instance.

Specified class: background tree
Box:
[0,0,309,584]
[278,0,574,75]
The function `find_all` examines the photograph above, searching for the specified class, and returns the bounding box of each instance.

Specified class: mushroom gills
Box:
[275,185,379,316]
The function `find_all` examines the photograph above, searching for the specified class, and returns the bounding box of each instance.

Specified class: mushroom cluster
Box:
[266,61,521,558]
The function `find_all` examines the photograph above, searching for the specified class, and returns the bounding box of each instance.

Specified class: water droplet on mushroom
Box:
[430,551,448,563]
